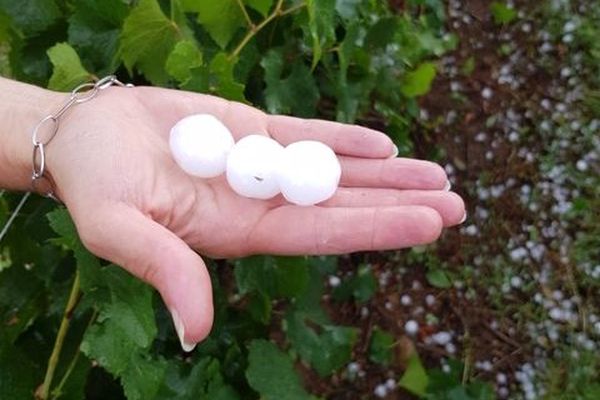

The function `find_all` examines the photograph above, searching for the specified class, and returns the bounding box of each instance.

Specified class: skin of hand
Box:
[2,81,465,351]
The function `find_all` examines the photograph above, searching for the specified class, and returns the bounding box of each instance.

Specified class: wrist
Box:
[0,77,63,192]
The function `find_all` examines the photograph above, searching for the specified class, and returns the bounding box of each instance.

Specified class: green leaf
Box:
[369,328,395,366]
[0,0,60,35]
[261,49,320,117]
[68,0,128,73]
[120,0,180,84]
[490,2,517,25]
[209,52,246,101]
[335,0,362,20]
[332,265,377,303]
[246,340,313,400]
[306,0,336,68]
[286,311,357,377]
[0,344,41,399]
[400,62,437,98]
[80,266,156,376]
[181,0,244,48]
[235,256,310,298]
[399,354,429,398]
[121,354,167,400]
[47,43,92,91]
[47,208,103,292]
[245,0,274,16]
[426,268,452,289]
[166,39,203,83]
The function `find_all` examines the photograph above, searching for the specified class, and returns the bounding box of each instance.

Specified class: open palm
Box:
[48,85,465,350]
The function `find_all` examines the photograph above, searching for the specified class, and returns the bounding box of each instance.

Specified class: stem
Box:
[38,271,81,400]
[229,0,306,60]
[50,309,98,400]
[235,0,255,29]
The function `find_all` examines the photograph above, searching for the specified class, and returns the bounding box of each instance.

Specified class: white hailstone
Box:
[576,159,589,172]
[226,135,284,199]
[496,373,507,385]
[481,87,493,99]
[564,21,577,33]
[385,378,396,390]
[170,114,234,177]
[510,276,523,288]
[328,275,341,287]
[374,384,388,398]
[400,295,412,306]
[276,141,341,206]
[445,343,457,354]
[347,362,360,374]
[498,387,509,398]
[508,131,520,142]
[432,331,452,346]
[360,306,369,318]
[549,307,563,321]
[405,320,419,336]
[425,294,436,307]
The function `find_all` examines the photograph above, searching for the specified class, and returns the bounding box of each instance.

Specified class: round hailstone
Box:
[276,141,341,206]
[170,114,234,178]
[226,134,284,200]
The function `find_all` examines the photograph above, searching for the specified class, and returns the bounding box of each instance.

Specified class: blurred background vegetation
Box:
[1,0,599,399]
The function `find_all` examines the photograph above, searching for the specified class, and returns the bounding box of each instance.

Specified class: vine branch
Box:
[229,0,307,60]
[235,0,255,29]
[37,271,82,400]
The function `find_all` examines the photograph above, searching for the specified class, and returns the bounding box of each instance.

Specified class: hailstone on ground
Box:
[170,114,234,178]
[226,134,284,199]
[276,140,341,206]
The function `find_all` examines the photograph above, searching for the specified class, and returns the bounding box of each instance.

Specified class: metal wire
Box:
[0,192,30,244]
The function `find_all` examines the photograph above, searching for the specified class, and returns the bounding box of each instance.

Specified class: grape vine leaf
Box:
[0,0,60,35]
[47,43,91,91]
[234,256,309,299]
[245,0,274,16]
[120,0,180,84]
[166,39,203,83]
[399,354,429,398]
[180,0,244,49]
[369,327,395,366]
[246,340,315,400]
[400,62,437,98]
[79,265,157,389]
[286,311,358,377]
[306,0,336,68]
[208,52,246,101]
[67,0,128,73]
[261,49,319,117]
[47,208,103,292]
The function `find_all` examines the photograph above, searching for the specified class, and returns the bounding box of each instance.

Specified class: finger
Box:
[268,115,396,159]
[339,156,448,190]
[249,205,443,255]
[74,203,213,351]
[322,189,466,226]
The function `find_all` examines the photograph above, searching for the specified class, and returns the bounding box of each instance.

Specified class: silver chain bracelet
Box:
[31,75,133,202]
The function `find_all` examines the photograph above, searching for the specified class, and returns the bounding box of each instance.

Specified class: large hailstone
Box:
[169,114,234,178]
[276,140,341,206]
[226,135,284,199]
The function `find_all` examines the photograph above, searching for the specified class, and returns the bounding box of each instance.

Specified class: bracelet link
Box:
[30,75,133,202]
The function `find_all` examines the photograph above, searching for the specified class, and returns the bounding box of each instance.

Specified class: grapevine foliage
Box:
[0,0,455,398]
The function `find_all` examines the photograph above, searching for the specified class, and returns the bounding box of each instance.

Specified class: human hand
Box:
[45,86,465,351]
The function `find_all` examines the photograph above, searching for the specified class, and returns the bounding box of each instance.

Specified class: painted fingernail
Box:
[459,211,467,224]
[444,180,452,191]
[170,308,197,352]
[389,144,399,158]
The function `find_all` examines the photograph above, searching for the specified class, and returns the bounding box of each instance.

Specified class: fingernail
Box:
[459,211,467,224]
[389,144,399,158]
[170,308,196,352]
[444,180,452,191]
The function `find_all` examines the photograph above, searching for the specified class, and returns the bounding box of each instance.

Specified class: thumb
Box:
[75,202,213,352]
